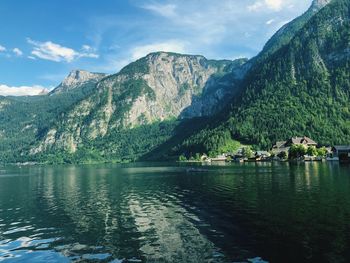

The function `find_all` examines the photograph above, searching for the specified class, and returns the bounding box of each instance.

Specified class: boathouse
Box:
[332,146,350,163]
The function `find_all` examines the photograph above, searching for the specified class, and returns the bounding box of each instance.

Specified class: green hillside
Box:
[176,0,350,155]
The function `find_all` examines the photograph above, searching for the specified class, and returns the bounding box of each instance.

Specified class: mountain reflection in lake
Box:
[1,162,350,262]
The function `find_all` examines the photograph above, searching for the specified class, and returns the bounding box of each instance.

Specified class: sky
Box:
[0,0,312,95]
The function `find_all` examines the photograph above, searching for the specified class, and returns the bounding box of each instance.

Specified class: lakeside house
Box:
[272,136,317,156]
[254,151,271,161]
[193,138,348,164]
[332,146,350,163]
[211,154,228,162]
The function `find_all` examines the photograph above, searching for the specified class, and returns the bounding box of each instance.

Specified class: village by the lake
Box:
[180,136,350,164]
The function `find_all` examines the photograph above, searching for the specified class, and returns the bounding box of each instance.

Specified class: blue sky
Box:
[0,0,312,95]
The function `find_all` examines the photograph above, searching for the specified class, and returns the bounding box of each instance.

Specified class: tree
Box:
[178,154,187,162]
[242,147,254,158]
[289,144,307,159]
[317,147,327,157]
[307,146,318,156]
[277,151,288,160]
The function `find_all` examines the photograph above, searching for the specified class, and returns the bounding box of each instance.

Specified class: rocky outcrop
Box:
[50,70,107,95]
[0,98,10,111]
[311,0,332,10]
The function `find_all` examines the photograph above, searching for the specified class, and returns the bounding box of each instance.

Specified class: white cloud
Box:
[131,40,187,60]
[12,48,23,56]
[248,1,263,11]
[81,53,99,59]
[27,38,99,62]
[266,0,282,10]
[248,0,283,12]
[266,19,275,25]
[82,44,96,52]
[0,45,6,52]
[142,3,177,18]
[27,38,76,62]
[0,84,49,96]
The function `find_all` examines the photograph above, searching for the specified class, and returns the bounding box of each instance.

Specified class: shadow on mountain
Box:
[139,117,213,161]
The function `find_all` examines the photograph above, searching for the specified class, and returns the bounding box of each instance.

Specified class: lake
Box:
[0,162,350,262]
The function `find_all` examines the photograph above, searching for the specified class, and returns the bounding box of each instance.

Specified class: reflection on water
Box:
[0,162,350,262]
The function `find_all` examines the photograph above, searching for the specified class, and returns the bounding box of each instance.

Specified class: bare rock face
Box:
[311,0,332,10]
[51,70,107,94]
[125,52,238,123]
[30,52,246,154]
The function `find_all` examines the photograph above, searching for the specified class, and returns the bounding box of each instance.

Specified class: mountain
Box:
[255,0,331,62]
[2,0,348,164]
[25,52,246,161]
[38,88,50,95]
[0,70,110,163]
[50,70,106,95]
[312,0,332,9]
[174,0,350,156]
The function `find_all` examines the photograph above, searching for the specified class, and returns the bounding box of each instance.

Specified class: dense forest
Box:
[0,83,97,163]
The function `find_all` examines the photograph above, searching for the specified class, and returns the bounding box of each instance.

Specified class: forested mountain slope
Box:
[0,75,104,163]
[175,0,349,156]
[258,0,332,61]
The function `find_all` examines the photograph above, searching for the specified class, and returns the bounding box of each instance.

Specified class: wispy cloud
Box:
[27,38,99,62]
[248,0,283,12]
[0,84,49,96]
[266,19,275,25]
[12,48,23,56]
[82,44,95,52]
[142,3,177,18]
[0,45,6,52]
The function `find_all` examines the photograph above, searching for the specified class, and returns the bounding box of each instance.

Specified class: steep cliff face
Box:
[50,70,107,95]
[30,52,246,154]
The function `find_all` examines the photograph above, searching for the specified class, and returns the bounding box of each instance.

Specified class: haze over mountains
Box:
[1,0,349,164]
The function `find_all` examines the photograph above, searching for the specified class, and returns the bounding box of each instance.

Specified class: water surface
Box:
[0,162,350,262]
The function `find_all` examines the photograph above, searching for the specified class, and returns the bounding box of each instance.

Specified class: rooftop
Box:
[333,145,350,151]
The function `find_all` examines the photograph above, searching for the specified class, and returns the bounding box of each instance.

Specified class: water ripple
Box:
[0,163,349,262]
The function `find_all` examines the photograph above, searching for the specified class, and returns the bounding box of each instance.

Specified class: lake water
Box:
[0,162,350,263]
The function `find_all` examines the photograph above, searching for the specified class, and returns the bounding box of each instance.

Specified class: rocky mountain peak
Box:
[61,70,106,87]
[140,52,208,70]
[51,70,106,95]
